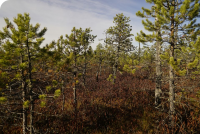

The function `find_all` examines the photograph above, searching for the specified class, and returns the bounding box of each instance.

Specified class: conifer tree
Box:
[136,0,200,127]
[44,35,70,111]
[136,3,163,108]
[141,46,155,65]
[106,13,134,83]
[0,13,47,134]
[80,28,96,86]
[64,27,96,131]
[94,43,106,82]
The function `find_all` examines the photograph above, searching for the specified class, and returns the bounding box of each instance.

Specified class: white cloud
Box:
[0,0,146,49]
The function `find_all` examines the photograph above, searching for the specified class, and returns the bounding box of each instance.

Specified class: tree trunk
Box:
[169,1,175,127]
[155,38,162,108]
[155,11,162,108]
[22,81,27,134]
[96,71,99,82]
[26,27,34,134]
[30,97,34,134]
[96,61,102,82]
[113,46,119,83]
[21,54,27,134]
[73,53,78,133]
[169,62,175,126]
[62,80,65,111]
[99,61,102,76]
[83,45,87,87]
[139,42,141,62]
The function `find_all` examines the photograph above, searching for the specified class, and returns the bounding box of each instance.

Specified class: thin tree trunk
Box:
[96,71,99,82]
[155,38,162,107]
[26,24,34,134]
[73,71,77,133]
[22,81,27,134]
[21,53,27,134]
[83,43,88,87]
[62,80,65,111]
[73,52,77,133]
[155,9,162,108]
[96,61,102,82]
[99,60,102,76]
[139,42,141,62]
[169,0,175,127]
[30,97,34,134]
[83,50,87,86]
[113,46,119,83]
[73,79,77,107]
[74,58,77,113]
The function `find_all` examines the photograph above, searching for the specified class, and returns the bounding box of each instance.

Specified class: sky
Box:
[0,0,152,49]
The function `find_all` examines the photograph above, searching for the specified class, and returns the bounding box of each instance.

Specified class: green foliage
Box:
[107,74,115,83]
[169,57,186,76]
[106,13,133,52]
[94,43,106,65]
[160,51,169,61]
[131,69,136,74]
[19,62,27,69]
[0,97,7,104]
[52,80,58,87]
[54,89,61,98]
[188,58,198,69]
[123,64,130,72]
[68,52,74,61]
[133,60,139,65]
[46,86,52,92]
[123,64,135,74]
[39,94,46,107]
[78,73,82,78]
[196,90,200,98]
[11,65,17,69]
[1,72,7,78]
[40,101,46,107]
[31,67,37,73]
[177,70,187,76]
[76,80,79,84]
[23,100,30,108]
[39,94,46,100]
[135,0,200,77]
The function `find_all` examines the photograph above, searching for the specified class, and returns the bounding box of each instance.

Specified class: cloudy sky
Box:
[0,0,152,49]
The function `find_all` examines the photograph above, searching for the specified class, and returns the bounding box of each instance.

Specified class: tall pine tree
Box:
[136,0,200,127]
[106,13,134,83]
[0,13,47,134]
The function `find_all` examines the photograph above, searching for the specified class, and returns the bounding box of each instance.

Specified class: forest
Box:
[0,0,200,133]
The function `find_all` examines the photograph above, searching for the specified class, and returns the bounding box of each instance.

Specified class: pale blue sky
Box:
[0,0,152,49]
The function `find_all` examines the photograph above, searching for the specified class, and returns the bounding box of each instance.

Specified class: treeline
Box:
[0,0,200,133]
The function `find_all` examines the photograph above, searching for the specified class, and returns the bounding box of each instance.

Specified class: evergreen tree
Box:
[80,28,96,86]
[136,0,200,127]
[106,13,134,83]
[94,43,106,82]
[64,27,96,131]
[136,3,163,108]
[0,13,47,134]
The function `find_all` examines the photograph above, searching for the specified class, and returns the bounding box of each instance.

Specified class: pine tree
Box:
[136,2,163,108]
[106,13,134,83]
[64,27,96,131]
[0,13,47,134]
[94,43,106,82]
[44,35,70,111]
[80,28,96,86]
[136,0,200,127]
